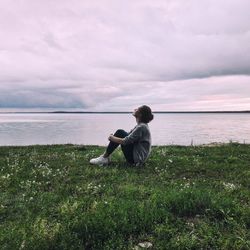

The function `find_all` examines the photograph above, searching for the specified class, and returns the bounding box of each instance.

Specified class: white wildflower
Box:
[19,240,26,249]
[184,183,190,188]
[222,182,238,191]
[138,242,153,248]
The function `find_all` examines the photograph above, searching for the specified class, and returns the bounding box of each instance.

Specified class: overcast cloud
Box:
[0,0,250,111]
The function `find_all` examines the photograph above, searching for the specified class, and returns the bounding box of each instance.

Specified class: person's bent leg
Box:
[104,129,128,157]
[121,143,134,164]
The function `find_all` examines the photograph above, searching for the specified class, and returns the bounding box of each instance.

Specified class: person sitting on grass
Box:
[90,105,154,166]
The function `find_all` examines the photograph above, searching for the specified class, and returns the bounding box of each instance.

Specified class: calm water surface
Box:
[0,113,250,146]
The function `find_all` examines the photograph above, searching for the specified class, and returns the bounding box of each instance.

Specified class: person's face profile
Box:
[132,107,141,117]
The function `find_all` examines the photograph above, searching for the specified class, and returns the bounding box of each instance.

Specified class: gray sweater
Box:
[123,123,152,164]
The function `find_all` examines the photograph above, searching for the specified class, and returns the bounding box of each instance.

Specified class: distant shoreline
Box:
[0,111,250,114]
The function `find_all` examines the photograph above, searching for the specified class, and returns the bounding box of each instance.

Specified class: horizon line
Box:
[0,110,250,114]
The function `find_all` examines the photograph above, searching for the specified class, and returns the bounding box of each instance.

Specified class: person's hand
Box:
[108,134,114,141]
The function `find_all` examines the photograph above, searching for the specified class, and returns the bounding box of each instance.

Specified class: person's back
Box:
[125,123,151,165]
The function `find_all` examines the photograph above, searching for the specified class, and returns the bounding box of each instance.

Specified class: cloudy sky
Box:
[1,0,250,111]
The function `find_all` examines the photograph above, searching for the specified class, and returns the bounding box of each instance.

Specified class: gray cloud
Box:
[0,88,87,109]
[0,0,250,111]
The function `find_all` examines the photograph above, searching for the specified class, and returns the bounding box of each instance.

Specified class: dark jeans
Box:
[106,129,134,164]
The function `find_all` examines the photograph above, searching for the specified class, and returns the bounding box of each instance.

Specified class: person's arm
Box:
[122,125,143,145]
[108,134,125,144]
[108,125,143,145]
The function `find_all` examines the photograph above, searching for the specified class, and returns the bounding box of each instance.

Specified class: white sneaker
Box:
[89,155,110,166]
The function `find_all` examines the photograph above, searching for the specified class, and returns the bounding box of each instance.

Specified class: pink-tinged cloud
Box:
[0,0,250,111]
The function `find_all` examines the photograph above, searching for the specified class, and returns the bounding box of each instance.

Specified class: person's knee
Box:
[114,129,126,137]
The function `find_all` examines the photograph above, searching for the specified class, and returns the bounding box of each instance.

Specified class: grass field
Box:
[0,143,249,249]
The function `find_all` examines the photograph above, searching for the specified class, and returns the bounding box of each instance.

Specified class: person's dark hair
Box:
[138,105,154,123]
